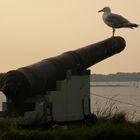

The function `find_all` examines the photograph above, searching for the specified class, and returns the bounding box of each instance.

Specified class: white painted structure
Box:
[24,70,91,123]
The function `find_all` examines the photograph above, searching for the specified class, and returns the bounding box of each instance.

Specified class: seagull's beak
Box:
[98,9,103,13]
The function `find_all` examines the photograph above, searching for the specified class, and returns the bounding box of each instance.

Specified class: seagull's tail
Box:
[126,23,139,29]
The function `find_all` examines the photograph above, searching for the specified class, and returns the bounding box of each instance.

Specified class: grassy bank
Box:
[0,98,140,140]
[0,112,140,140]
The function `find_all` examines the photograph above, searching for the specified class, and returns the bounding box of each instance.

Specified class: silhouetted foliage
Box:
[0,73,4,89]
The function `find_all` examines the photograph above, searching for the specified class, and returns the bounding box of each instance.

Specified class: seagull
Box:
[98,7,139,36]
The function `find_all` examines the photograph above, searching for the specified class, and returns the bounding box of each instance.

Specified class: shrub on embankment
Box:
[0,112,140,140]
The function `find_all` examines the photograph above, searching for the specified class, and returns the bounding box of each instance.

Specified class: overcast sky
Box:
[0,0,140,74]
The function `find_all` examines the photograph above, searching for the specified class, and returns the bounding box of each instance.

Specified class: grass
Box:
[0,117,140,140]
[0,111,140,139]
[0,97,140,140]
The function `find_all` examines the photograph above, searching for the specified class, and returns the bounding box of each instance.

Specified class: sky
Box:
[0,0,140,74]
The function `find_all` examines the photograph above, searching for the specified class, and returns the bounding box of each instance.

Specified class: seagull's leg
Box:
[112,28,115,37]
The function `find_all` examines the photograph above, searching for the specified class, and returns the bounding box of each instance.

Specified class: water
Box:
[0,81,140,121]
[90,81,140,121]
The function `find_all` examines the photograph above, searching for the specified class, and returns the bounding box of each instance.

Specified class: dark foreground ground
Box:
[0,113,140,140]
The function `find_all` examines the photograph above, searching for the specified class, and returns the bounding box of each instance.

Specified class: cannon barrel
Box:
[1,37,125,103]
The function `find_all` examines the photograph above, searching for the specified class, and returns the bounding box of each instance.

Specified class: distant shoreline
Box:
[90,84,129,87]
[91,72,140,82]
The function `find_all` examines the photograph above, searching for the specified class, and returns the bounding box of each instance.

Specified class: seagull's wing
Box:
[105,13,130,28]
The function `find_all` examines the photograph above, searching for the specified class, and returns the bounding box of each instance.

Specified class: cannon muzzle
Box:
[1,37,125,103]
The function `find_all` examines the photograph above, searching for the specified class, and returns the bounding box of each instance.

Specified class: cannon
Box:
[1,37,125,105]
